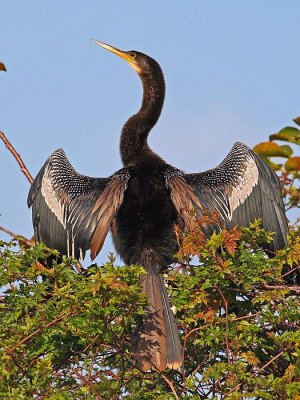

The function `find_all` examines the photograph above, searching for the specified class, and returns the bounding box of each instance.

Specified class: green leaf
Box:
[285,156,300,172]
[270,127,300,145]
[279,144,293,157]
[253,141,291,158]
[266,158,283,171]
[293,116,300,126]
[0,232,299,398]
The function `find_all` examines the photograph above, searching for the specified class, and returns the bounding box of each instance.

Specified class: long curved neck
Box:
[120,65,165,166]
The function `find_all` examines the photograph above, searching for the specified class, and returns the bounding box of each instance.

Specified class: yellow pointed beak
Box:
[92,39,140,73]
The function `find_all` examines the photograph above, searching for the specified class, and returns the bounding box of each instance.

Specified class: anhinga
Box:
[28,41,288,372]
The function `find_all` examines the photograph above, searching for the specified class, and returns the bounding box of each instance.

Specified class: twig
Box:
[161,373,180,400]
[8,354,32,383]
[185,313,258,343]
[83,335,100,352]
[223,382,243,398]
[0,130,33,184]
[72,369,104,400]
[281,265,299,279]
[258,284,300,293]
[224,350,285,398]
[0,225,35,247]
[7,311,76,354]
[254,350,285,375]
[233,313,259,321]
[184,323,210,341]
[219,289,231,365]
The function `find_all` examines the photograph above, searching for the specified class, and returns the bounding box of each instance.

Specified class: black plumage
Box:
[28,41,288,371]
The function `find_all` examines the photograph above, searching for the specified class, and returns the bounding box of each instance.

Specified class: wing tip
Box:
[167,359,183,370]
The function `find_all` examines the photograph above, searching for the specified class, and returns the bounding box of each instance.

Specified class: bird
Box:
[28,40,288,372]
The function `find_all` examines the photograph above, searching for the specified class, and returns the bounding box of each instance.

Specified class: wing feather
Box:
[166,142,288,251]
[28,149,130,259]
[165,171,203,232]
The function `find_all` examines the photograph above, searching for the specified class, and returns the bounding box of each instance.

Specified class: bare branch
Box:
[0,130,33,184]
[0,225,34,247]
[161,373,180,400]
[233,313,259,321]
[257,283,300,293]
[71,369,104,400]
[254,350,285,374]
[219,289,231,365]
[281,265,299,279]
[224,350,286,398]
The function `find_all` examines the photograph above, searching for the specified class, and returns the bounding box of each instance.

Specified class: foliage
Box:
[253,117,300,212]
[0,220,299,399]
[0,119,300,399]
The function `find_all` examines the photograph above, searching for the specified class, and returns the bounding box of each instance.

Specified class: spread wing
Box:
[28,149,130,259]
[166,142,288,251]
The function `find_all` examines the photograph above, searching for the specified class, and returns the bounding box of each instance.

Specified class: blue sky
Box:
[1,1,300,263]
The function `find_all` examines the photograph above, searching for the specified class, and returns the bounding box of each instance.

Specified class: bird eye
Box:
[128,51,137,59]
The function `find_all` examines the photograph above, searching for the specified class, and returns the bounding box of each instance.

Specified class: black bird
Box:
[28,41,288,371]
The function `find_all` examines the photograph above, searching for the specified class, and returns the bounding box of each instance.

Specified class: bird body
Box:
[112,161,179,266]
[28,41,288,372]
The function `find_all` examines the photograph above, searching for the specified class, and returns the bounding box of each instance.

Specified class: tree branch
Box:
[257,283,300,293]
[161,373,180,400]
[7,311,76,355]
[0,130,33,184]
[0,225,34,247]
[224,350,286,398]
[219,289,231,365]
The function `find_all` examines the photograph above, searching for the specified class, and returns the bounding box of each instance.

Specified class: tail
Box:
[132,252,182,371]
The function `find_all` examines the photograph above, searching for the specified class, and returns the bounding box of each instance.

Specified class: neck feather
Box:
[120,66,165,165]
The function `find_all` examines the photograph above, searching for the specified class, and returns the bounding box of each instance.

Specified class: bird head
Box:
[93,39,159,78]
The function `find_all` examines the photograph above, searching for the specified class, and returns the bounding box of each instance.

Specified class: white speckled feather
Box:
[41,165,66,228]
[227,155,259,219]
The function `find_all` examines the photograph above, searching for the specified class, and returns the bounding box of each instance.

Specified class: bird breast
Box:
[111,164,179,266]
